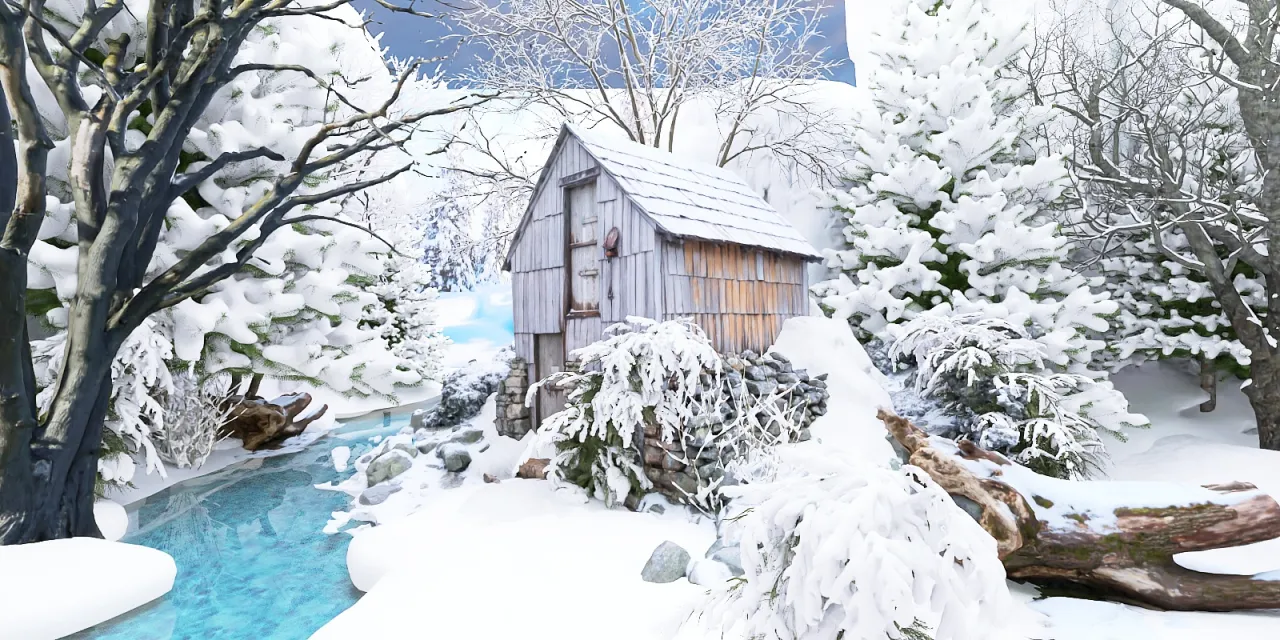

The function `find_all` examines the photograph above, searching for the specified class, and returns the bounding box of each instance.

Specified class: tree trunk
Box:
[878,409,1280,611]
[1244,361,1280,451]
[245,372,263,399]
[1198,355,1216,413]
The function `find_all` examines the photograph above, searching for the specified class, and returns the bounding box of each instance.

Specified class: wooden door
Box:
[567,183,600,314]
[534,333,567,426]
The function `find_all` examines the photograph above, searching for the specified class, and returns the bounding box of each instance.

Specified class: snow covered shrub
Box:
[363,248,451,383]
[412,347,515,431]
[154,372,234,470]
[889,313,1142,478]
[693,449,1013,640]
[812,0,1116,373]
[529,318,722,508]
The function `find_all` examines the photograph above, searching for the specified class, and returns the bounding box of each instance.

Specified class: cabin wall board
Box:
[657,239,809,353]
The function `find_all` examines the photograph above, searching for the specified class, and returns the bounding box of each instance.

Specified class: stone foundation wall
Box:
[495,356,533,439]
[642,348,830,505]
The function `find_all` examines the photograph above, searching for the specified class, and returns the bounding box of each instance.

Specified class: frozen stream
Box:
[71,405,427,640]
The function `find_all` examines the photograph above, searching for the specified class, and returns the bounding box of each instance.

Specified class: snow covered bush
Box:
[529,318,722,508]
[692,449,1014,640]
[812,0,1116,373]
[153,372,233,470]
[889,313,1143,478]
[412,347,514,431]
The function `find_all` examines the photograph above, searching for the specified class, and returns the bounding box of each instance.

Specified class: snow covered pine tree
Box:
[813,0,1115,374]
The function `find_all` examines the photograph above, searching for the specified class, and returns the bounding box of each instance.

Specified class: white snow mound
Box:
[0,538,176,640]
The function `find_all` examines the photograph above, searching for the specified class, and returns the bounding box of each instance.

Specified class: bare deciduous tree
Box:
[1028,0,1280,450]
[0,0,489,543]
[443,0,852,240]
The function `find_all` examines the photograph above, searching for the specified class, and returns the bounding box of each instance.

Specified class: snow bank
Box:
[0,538,176,640]
[770,315,896,465]
[312,480,714,640]
[1028,594,1280,639]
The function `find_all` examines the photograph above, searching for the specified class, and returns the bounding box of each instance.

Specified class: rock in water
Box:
[641,541,691,583]
[358,483,403,506]
[366,449,413,486]
[438,444,472,473]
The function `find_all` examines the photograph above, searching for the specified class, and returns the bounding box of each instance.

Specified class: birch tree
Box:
[0,0,488,543]
[1030,0,1280,449]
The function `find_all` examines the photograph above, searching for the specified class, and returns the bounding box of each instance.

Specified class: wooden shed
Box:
[503,123,822,420]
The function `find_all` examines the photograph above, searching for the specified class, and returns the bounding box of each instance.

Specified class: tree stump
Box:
[878,409,1280,611]
[222,392,329,451]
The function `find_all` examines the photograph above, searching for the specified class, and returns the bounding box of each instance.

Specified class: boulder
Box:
[445,428,485,445]
[366,449,413,486]
[437,444,472,473]
[687,558,735,586]
[358,483,403,506]
[641,541,691,583]
[705,539,745,576]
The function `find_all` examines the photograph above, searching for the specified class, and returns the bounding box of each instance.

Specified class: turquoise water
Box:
[72,411,415,640]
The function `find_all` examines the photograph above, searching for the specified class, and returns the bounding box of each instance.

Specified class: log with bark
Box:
[221,392,329,451]
[877,409,1280,611]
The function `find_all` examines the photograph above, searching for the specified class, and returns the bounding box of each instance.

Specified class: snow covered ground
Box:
[1019,362,1280,639]
[308,313,1280,640]
[0,538,176,640]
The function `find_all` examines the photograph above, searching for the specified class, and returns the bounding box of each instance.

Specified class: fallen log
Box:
[877,409,1280,611]
[222,392,329,451]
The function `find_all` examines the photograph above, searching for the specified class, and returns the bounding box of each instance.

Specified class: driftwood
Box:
[221,392,329,451]
[878,409,1280,611]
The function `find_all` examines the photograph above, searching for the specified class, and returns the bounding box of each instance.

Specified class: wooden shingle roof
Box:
[565,123,822,260]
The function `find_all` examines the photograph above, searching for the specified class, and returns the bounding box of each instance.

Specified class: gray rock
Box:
[740,350,759,361]
[416,440,439,455]
[391,441,419,458]
[358,482,403,505]
[814,372,829,381]
[746,379,778,396]
[366,450,413,486]
[437,444,472,473]
[775,372,800,385]
[641,541,691,583]
[446,428,485,445]
[706,541,745,577]
[798,428,812,442]
[809,377,827,389]
[409,409,429,430]
[766,351,790,364]
[745,366,768,382]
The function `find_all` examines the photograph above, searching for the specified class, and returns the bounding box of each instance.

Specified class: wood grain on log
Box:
[877,409,1280,611]
[221,392,328,451]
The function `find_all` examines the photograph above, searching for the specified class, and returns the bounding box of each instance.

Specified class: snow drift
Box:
[0,538,176,640]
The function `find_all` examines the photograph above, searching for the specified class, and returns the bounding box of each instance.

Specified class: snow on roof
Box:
[565,123,822,260]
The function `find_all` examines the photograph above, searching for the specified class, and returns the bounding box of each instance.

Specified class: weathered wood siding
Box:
[508,133,811,370]
[509,137,601,368]
[600,201,661,328]
[660,239,809,353]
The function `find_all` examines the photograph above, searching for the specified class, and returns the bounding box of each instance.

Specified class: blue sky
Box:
[351,0,856,85]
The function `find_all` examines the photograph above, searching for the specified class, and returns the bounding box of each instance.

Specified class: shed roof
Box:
[565,123,822,260]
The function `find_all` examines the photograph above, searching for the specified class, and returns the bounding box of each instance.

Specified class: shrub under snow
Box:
[529,318,722,508]
[889,313,1144,478]
[693,449,1014,640]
